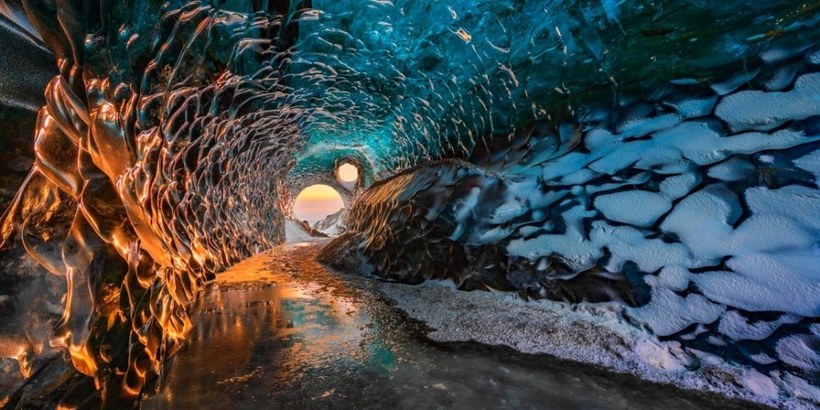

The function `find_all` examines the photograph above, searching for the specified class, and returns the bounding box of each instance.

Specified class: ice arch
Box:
[0,0,816,406]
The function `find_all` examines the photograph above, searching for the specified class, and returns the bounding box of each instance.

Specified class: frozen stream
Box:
[142,240,767,409]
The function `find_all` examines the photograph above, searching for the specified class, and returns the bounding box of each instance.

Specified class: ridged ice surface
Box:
[0,0,817,406]
[322,61,820,390]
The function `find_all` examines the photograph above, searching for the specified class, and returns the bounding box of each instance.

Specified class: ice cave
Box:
[0,0,818,408]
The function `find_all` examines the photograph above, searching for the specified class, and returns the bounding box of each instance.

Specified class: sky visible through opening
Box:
[338,163,359,183]
[293,184,344,222]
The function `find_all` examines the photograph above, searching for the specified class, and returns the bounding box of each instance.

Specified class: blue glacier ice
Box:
[0,0,817,407]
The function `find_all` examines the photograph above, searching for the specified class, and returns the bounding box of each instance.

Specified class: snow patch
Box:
[286,220,318,243]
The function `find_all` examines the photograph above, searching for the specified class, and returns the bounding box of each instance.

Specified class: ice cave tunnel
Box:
[0,0,818,408]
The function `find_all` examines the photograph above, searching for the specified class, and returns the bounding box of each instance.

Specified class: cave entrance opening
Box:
[292,184,345,224]
[337,162,359,190]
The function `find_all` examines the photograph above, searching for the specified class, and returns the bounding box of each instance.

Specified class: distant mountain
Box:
[312,209,346,236]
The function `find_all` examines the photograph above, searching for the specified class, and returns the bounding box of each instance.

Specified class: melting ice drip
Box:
[0,0,817,405]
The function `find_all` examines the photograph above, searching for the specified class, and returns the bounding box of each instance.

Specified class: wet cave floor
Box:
[143,240,766,410]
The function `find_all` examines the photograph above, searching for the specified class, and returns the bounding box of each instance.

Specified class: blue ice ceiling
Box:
[221,0,818,181]
[0,0,818,405]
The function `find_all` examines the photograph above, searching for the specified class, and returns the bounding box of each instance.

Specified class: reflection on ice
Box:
[144,243,761,409]
[145,243,374,407]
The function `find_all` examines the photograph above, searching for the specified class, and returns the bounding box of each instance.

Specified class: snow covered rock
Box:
[312,209,347,236]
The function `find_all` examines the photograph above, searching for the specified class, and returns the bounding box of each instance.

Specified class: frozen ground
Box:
[378,280,820,409]
[144,242,804,409]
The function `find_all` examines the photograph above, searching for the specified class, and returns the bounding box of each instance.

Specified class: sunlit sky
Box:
[338,163,359,182]
[293,164,358,222]
[293,184,344,222]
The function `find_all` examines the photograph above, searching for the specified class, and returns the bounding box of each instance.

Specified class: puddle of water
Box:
[143,244,764,410]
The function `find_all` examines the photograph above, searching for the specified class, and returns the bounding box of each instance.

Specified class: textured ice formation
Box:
[716,73,820,131]
[323,63,820,399]
[593,191,672,227]
[0,0,817,406]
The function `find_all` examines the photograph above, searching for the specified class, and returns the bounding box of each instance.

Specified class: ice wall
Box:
[0,0,816,405]
[323,58,820,384]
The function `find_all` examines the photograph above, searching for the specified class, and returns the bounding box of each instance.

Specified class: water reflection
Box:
[144,243,761,409]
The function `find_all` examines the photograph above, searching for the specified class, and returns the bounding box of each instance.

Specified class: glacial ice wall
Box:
[322,60,820,379]
[0,0,816,405]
